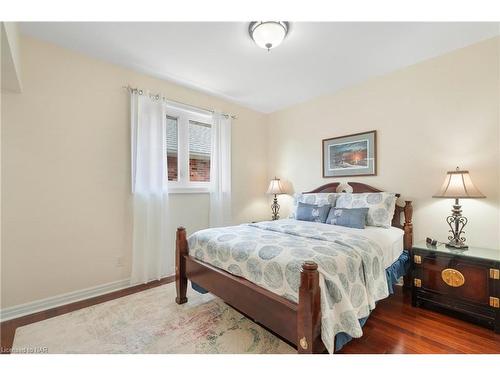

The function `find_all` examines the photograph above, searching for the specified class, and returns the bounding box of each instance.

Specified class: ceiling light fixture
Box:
[249,21,289,51]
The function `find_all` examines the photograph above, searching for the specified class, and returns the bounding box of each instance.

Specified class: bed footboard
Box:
[174,227,325,353]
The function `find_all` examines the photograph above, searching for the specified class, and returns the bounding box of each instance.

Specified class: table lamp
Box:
[433,167,485,249]
[267,177,285,220]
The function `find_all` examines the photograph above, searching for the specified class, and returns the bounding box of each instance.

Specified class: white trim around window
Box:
[166,105,213,194]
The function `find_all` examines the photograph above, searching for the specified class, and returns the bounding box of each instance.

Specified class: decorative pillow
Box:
[289,193,338,219]
[335,192,397,228]
[326,207,369,229]
[296,202,331,223]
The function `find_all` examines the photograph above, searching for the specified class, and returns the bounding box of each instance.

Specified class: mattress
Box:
[363,226,404,268]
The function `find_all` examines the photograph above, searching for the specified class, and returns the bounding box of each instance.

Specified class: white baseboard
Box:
[0,278,131,322]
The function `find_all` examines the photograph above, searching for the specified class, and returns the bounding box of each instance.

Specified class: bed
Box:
[175,182,413,353]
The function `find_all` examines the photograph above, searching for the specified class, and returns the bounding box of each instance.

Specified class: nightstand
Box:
[412,241,500,332]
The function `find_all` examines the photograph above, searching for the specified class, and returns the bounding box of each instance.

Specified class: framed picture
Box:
[322,130,377,177]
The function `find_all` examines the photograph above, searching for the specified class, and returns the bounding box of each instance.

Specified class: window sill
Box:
[168,187,211,194]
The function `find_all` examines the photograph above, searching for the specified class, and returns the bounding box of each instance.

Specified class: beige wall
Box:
[1,36,269,308]
[2,34,499,311]
[267,37,500,250]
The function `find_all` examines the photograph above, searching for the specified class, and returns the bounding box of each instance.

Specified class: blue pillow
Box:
[296,202,331,223]
[326,207,369,229]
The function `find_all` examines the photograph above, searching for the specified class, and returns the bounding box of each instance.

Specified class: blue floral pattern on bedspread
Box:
[187,219,389,353]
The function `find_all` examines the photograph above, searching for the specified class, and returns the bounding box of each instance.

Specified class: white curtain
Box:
[130,91,169,284]
[209,112,232,227]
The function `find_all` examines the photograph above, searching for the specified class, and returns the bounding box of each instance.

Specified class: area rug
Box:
[12,283,295,354]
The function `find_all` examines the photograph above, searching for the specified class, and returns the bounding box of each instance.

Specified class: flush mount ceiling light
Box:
[249,21,289,51]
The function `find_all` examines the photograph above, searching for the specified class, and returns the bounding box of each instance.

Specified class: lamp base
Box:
[445,242,468,250]
[271,195,280,221]
[445,198,469,250]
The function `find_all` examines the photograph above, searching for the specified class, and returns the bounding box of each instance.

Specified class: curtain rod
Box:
[122,85,237,120]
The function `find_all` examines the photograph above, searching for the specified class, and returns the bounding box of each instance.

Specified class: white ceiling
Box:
[20,22,499,113]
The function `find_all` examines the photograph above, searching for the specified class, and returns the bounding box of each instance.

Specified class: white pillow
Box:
[289,193,338,219]
[335,192,397,228]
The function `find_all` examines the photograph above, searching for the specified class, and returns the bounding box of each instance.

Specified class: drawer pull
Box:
[414,255,422,264]
[441,268,465,288]
[490,297,499,308]
[414,278,421,288]
[490,268,500,280]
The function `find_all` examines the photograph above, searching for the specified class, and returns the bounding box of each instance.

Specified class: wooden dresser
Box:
[411,241,499,332]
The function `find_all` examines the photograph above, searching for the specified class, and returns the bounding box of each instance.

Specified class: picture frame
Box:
[322,130,377,178]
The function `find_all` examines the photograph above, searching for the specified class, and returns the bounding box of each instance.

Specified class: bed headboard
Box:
[303,182,413,250]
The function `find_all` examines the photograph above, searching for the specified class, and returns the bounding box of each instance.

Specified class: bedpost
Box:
[403,201,413,250]
[175,227,188,304]
[297,261,324,354]
[402,201,414,290]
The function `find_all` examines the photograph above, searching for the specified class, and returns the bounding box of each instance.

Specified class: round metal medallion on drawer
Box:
[441,268,465,287]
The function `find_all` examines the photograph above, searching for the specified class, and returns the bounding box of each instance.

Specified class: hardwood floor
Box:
[1,279,498,354]
[339,287,500,354]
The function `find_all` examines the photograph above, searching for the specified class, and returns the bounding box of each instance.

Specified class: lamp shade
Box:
[267,178,285,195]
[433,167,485,199]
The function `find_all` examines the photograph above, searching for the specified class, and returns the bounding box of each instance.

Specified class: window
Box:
[166,105,212,192]
[166,116,179,182]
[189,120,211,182]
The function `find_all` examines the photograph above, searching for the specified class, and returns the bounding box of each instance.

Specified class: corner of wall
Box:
[1,22,23,93]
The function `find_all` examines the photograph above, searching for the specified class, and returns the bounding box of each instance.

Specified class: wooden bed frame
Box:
[175,182,413,353]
